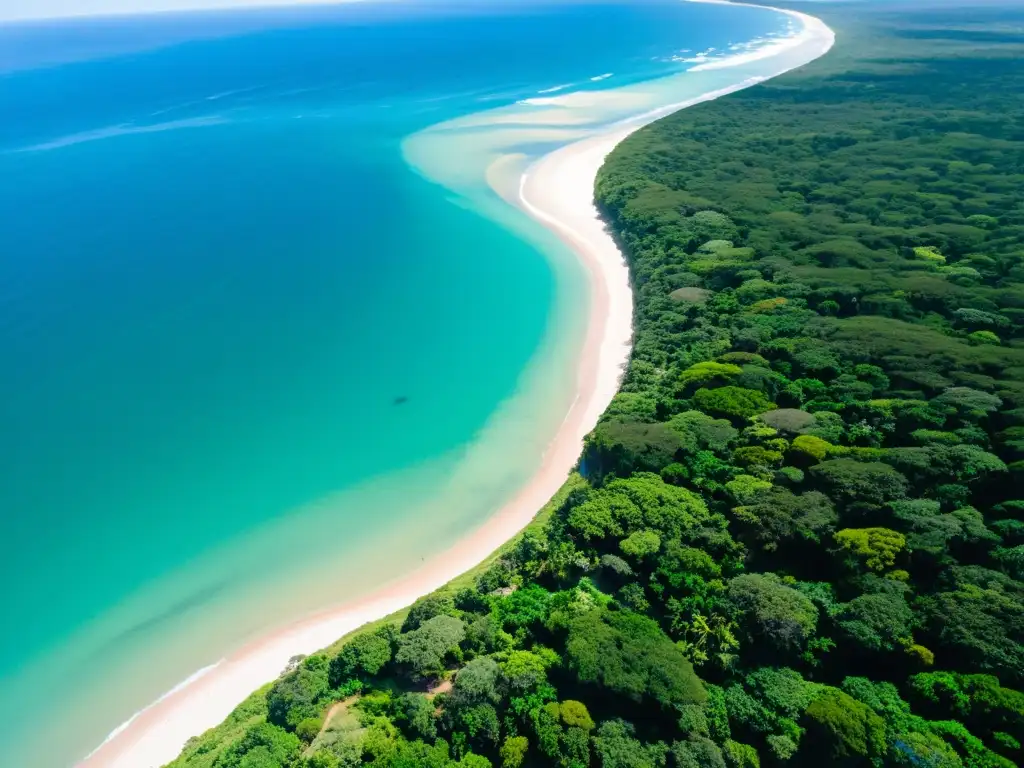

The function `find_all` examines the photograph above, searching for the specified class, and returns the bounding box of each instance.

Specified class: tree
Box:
[267,654,330,729]
[397,692,438,741]
[395,615,466,680]
[744,667,821,720]
[934,387,1002,418]
[499,736,528,768]
[722,740,760,768]
[493,583,551,631]
[558,700,596,731]
[726,573,819,652]
[591,719,669,768]
[809,460,909,506]
[584,420,686,480]
[760,408,817,434]
[836,592,914,653]
[667,410,738,453]
[500,650,549,693]
[801,688,887,765]
[671,736,727,768]
[451,657,501,708]
[620,529,662,559]
[692,386,776,422]
[732,488,837,551]
[565,608,705,707]
[835,528,906,572]
[403,594,457,632]
[329,625,397,686]
[216,723,301,768]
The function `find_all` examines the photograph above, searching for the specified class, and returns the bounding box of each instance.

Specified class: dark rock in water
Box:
[393,395,409,406]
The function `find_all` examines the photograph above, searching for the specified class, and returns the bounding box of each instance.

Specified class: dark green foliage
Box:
[591,719,669,768]
[809,460,909,507]
[565,608,705,708]
[403,594,458,633]
[731,488,837,551]
[584,421,686,481]
[267,655,330,730]
[801,688,887,765]
[329,626,397,686]
[394,615,466,681]
[836,592,913,654]
[726,574,818,653]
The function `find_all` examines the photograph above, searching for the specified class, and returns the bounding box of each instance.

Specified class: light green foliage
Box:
[789,434,834,464]
[731,446,784,468]
[726,474,773,504]
[928,720,1016,768]
[722,740,760,768]
[499,736,528,768]
[565,474,709,543]
[802,687,887,763]
[619,529,662,559]
[557,700,596,731]
[692,386,776,421]
[744,667,822,721]
[493,583,551,630]
[602,392,660,423]
[968,330,1000,345]
[499,650,548,693]
[835,528,907,572]
[214,723,301,768]
[914,246,947,264]
[678,704,710,737]
[678,361,743,390]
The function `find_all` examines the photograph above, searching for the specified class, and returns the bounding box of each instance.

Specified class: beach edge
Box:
[79,5,835,767]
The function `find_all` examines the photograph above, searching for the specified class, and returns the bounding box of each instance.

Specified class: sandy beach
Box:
[79,5,834,767]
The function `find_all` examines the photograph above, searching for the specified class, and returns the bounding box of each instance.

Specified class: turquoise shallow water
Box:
[0,1,791,764]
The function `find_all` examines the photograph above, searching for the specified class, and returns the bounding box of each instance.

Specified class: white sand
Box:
[78,4,834,767]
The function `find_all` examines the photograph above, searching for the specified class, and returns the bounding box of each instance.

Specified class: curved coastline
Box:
[78,5,835,767]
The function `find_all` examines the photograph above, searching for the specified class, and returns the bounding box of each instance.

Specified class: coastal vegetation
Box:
[167,3,1024,768]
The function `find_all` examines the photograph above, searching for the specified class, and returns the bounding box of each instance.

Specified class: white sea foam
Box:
[85,662,222,761]
[13,116,226,153]
[590,73,613,82]
[538,83,574,94]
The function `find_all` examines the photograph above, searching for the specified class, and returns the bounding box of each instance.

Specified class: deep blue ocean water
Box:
[0,2,788,763]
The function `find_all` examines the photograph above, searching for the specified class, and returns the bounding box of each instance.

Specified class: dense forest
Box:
[168,3,1024,768]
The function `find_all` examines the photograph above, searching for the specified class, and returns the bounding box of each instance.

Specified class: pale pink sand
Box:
[79,5,834,766]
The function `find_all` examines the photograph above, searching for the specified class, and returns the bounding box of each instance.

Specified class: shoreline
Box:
[78,6,834,767]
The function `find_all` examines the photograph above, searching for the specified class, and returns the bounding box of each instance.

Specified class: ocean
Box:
[0,1,792,764]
